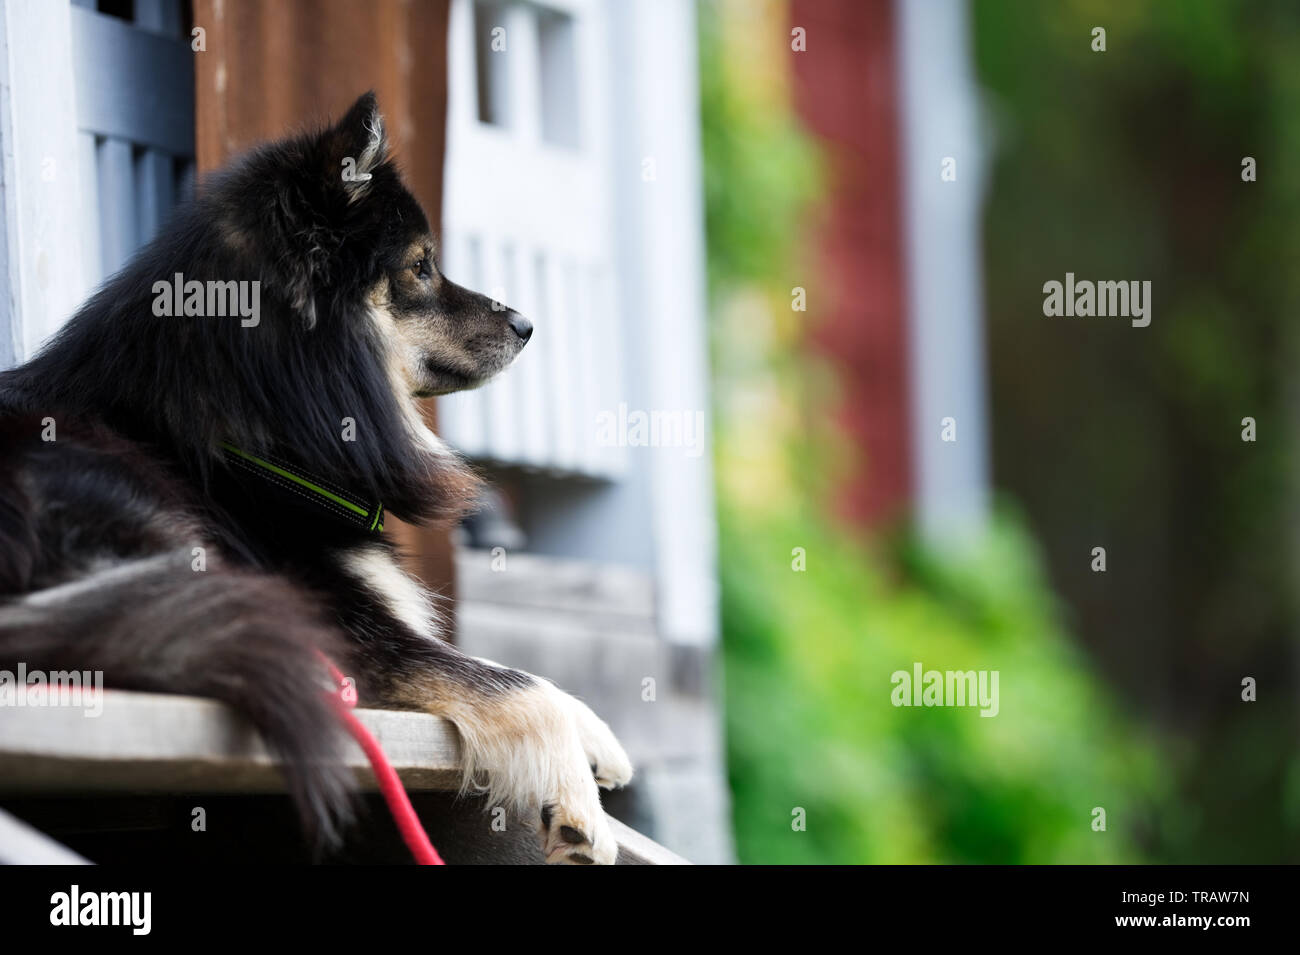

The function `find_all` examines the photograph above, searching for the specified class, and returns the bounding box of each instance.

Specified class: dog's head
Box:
[219,92,532,399]
[25,93,520,523]
[95,91,534,521]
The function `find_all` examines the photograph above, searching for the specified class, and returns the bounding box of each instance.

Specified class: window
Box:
[537,8,579,148]
[443,0,622,481]
[474,1,510,127]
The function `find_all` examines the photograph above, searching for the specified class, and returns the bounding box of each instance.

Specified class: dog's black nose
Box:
[507,311,533,344]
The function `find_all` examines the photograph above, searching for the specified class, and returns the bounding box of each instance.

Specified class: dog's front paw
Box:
[539,798,617,865]
[447,673,630,864]
[559,693,633,790]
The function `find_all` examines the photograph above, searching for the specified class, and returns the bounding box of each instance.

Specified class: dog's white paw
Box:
[558,691,634,790]
[449,673,631,865]
[539,786,617,865]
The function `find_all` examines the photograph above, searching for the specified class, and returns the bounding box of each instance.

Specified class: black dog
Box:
[0,93,630,864]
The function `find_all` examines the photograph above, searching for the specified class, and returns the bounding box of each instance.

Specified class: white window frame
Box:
[440,0,625,478]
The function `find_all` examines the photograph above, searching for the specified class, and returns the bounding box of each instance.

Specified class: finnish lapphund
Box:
[0,93,631,864]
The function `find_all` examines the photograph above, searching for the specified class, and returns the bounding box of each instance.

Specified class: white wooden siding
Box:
[0,0,86,365]
[0,0,192,366]
[440,0,626,478]
[70,0,194,291]
[896,0,990,545]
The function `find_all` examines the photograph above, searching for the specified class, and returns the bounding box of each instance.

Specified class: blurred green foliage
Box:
[700,0,1179,864]
[698,4,820,299]
[973,0,1300,861]
[720,501,1170,863]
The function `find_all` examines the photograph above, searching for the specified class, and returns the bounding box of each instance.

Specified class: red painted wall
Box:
[790,0,911,528]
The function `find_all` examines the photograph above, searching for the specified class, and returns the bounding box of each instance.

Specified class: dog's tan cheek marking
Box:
[402,302,473,370]
[367,286,428,389]
[384,270,489,378]
[364,294,453,458]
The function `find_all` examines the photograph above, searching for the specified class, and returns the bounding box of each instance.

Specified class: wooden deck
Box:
[0,690,689,865]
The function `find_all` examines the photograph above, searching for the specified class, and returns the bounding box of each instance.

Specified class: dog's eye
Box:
[411,258,432,279]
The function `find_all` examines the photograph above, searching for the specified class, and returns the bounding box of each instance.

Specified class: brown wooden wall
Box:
[191,0,458,606]
[790,0,912,529]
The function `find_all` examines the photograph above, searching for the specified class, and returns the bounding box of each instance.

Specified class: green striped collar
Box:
[220,442,385,534]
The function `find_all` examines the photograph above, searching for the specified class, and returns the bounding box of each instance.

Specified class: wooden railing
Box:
[0,690,688,865]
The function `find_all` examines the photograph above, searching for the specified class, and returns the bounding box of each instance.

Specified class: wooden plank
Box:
[70,6,194,155]
[610,816,691,865]
[456,599,657,651]
[513,242,550,468]
[525,250,555,464]
[132,0,184,38]
[593,264,628,476]
[573,257,600,474]
[2,792,686,865]
[453,611,720,765]
[454,546,655,617]
[0,0,91,362]
[0,690,688,863]
[0,807,90,864]
[435,233,487,457]
[78,133,103,293]
[134,148,174,240]
[550,256,580,469]
[482,236,520,462]
[0,691,460,794]
[95,137,136,278]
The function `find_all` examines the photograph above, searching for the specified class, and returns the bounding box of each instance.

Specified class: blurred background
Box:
[708,0,1300,863]
[1,0,1295,864]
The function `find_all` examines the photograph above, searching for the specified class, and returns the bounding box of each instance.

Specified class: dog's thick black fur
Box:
[0,94,631,863]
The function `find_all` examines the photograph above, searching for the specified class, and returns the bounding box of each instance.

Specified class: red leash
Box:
[321,657,445,865]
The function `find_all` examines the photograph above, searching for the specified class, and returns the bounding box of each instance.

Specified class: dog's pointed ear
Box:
[325,91,389,202]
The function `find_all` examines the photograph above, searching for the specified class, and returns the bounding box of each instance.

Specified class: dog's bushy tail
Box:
[0,552,356,849]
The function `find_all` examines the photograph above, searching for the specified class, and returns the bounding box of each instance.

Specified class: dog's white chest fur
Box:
[341,545,438,637]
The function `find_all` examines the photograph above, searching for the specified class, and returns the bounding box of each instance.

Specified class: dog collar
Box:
[220,442,385,534]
